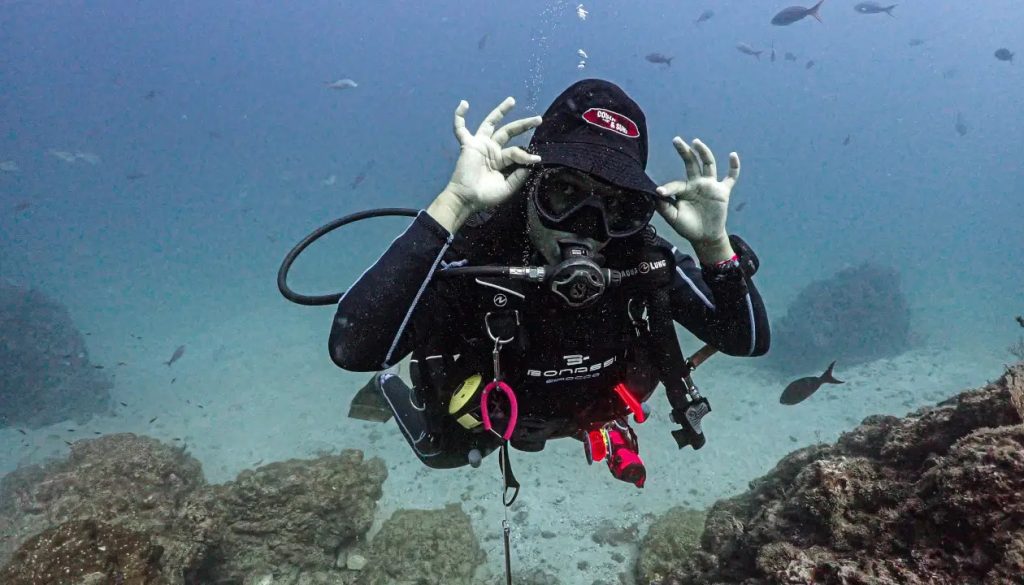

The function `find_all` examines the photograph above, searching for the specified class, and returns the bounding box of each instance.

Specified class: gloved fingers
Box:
[500,146,541,168]
[504,166,533,193]
[492,115,543,147]
[655,198,677,222]
[475,96,516,139]
[723,152,741,189]
[453,100,473,145]
[655,179,687,199]
[692,139,717,179]
[672,136,701,179]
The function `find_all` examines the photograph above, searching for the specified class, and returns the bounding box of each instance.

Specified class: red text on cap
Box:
[582,108,640,138]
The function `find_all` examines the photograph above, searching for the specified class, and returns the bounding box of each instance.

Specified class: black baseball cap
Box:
[528,79,659,196]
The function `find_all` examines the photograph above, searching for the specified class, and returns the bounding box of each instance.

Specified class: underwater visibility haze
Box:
[1,1,1023,583]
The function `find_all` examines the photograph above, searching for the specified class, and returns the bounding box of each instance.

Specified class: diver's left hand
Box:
[655,137,740,249]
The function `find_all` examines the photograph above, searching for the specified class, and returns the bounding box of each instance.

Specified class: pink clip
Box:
[481,380,518,441]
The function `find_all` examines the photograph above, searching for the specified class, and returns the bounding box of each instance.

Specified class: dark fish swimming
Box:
[784,52,798,62]
[770,42,777,62]
[645,53,674,66]
[1014,315,1024,328]
[736,43,764,60]
[908,38,925,47]
[771,0,825,26]
[854,2,896,16]
[954,112,967,137]
[477,33,488,51]
[780,361,844,405]
[695,9,714,25]
[994,48,1014,62]
[842,134,851,146]
[805,60,816,69]
[165,345,186,366]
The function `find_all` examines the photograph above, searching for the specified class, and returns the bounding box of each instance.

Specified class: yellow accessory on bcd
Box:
[449,374,484,429]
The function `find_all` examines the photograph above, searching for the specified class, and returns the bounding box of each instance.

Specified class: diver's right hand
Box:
[430,98,542,232]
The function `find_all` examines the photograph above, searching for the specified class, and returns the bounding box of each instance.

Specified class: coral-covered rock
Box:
[636,507,706,584]
[0,433,209,578]
[0,518,169,585]
[663,362,1024,585]
[357,503,484,585]
[766,263,911,375]
[195,449,386,583]
[0,282,113,428]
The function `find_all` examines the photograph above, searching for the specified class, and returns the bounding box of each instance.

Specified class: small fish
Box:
[994,48,1014,62]
[908,38,925,47]
[784,52,798,62]
[17,429,26,435]
[125,173,146,181]
[92,365,104,369]
[119,401,128,407]
[805,60,816,69]
[842,134,851,146]
[351,159,376,189]
[954,111,967,137]
[854,2,896,16]
[324,78,358,90]
[64,441,73,446]
[780,361,844,404]
[734,201,748,212]
[143,90,157,100]
[1015,315,1024,328]
[695,10,714,25]
[149,416,158,424]
[770,42,777,62]
[165,345,186,366]
[93,431,101,435]
[736,43,763,60]
[13,201,31,213]
[477,33,488,51]
[771,0,825,26]
[645,53,674,66]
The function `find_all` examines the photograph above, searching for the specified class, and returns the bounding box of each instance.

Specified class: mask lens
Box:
[604,194,655,236]
[533,170,655,238]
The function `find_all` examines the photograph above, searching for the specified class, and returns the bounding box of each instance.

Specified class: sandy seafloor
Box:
[0,291,1016,584]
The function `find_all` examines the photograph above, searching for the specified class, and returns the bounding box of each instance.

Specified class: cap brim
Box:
[530,142,659,196]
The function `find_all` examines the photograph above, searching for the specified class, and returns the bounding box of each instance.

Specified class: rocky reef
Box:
[0,282,113,428]
[0,434,391,584]
[658,362,1024,585]
[766,263,912,376]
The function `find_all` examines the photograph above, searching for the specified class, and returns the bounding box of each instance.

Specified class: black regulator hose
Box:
[277,208,418,306]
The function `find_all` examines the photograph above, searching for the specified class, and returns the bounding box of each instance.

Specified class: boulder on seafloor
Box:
[0,433,209,577]
[766,263,912,376]
[0,433,387,584]
[195,449,387,583]
[0,518,170,585]
[0,282,113,428]
[660,362,1024,585]
[356,503,485,585]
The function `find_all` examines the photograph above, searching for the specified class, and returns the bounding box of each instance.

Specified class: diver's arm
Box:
[328,211,454,371]
[666,235,770,357]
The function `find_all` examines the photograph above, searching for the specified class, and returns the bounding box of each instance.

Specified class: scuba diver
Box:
[325,79,769,489]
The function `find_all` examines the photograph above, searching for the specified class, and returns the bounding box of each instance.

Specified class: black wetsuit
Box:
[329,210,770,467]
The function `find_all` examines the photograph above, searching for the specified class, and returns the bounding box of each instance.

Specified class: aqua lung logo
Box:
[493,294,508,307]
[620,259,668,279]
[527,353,616,382]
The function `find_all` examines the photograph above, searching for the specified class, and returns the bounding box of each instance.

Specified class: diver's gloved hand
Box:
[654,138,741,263]
[428,97,543,233]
